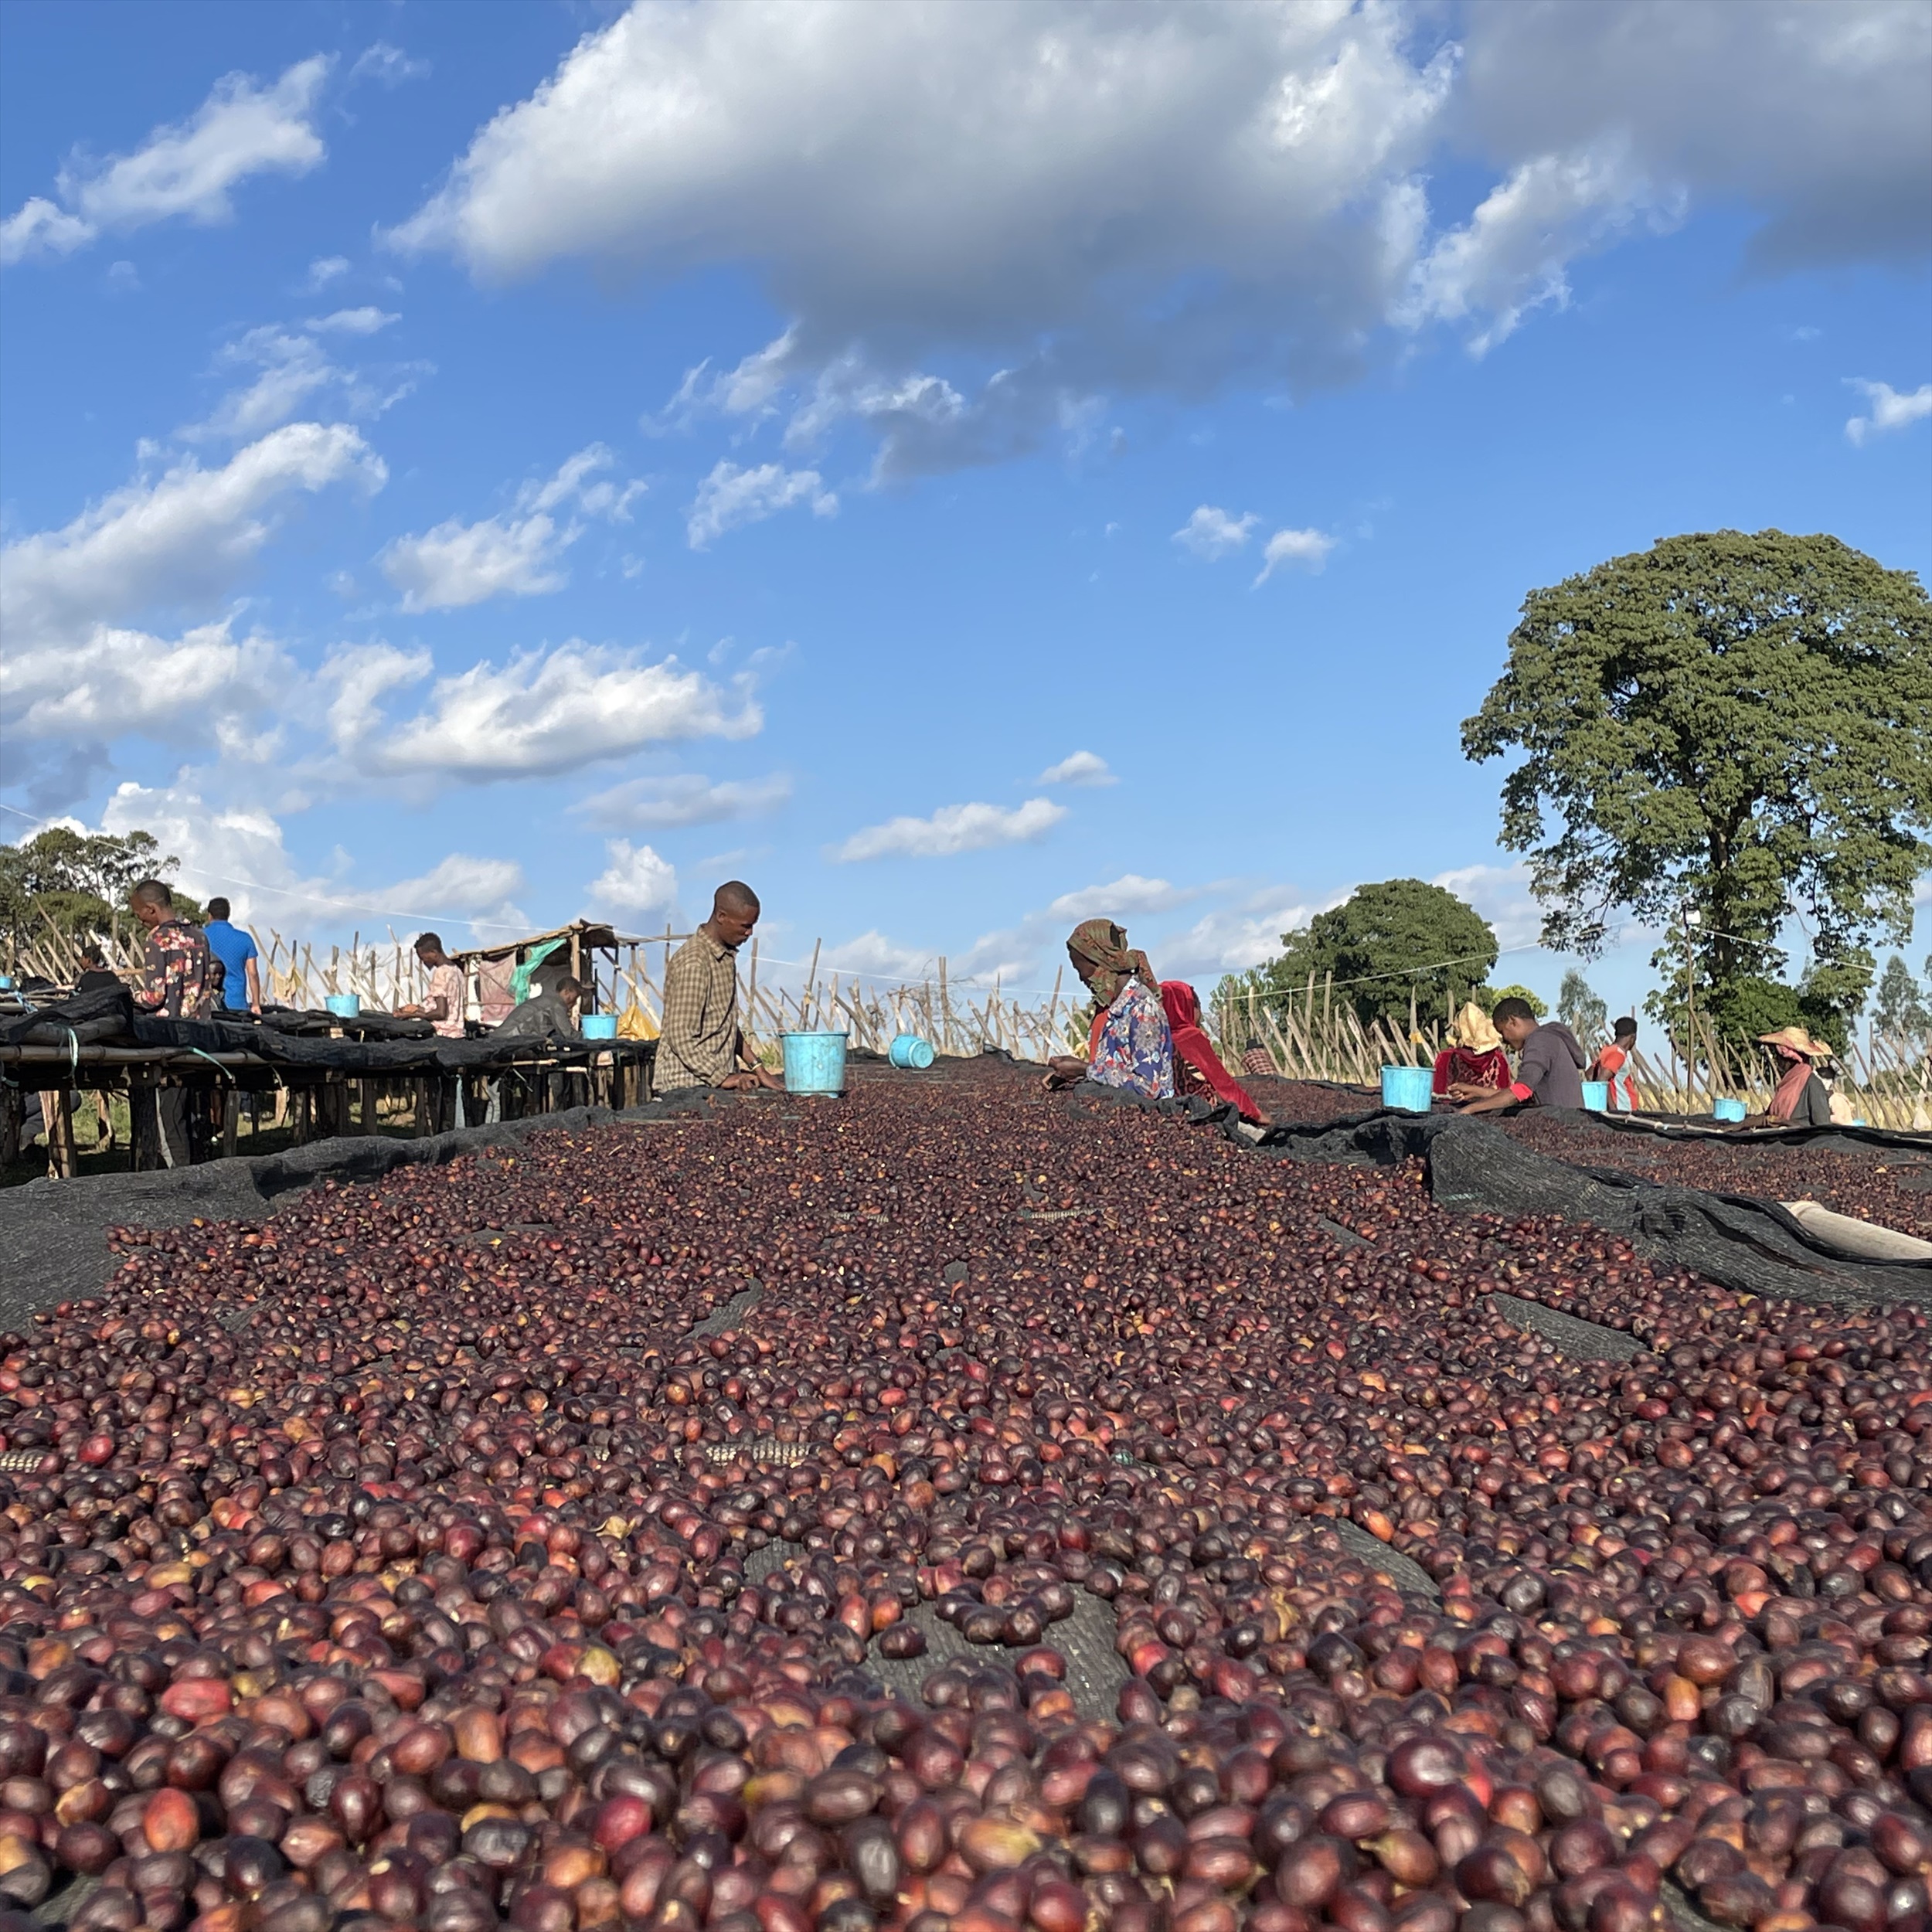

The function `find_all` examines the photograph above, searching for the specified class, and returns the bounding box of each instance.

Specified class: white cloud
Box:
[1432,860,1543,950]
[375,853,526,922]
[1458,0,1932,273]
[94,779,526,936]
[1037,750,1116,787]
[350,43,430,89]
[0,422,385,642]
[1173,506,1259,559]
[3,56,331,266]
[305,254,349,289]
[318,642,433,750]
[380,444,642,609]
[0,197,94,267]
[1044,875,1190,923]
[832,796,1065,862]
[687,461,836,549]
[1400,143,1679,354]
[818,931,942,981]
[1158,891,1321,980]
[350,644,760,781]
[817,873,1197,993]
[393,2,1456,464]
[383,511,567,608]
[1,619,287,750]
[99,781,317,926]
[573,770,791,830]
[183,315,423,443]
[1253,526,1335,583]
[308,305,398,335]
[1845,379,1932,445]
[587,839,679,920]
[393,1,1930,477]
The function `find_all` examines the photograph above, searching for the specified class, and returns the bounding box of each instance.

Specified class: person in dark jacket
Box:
[1458,997,1588,1113]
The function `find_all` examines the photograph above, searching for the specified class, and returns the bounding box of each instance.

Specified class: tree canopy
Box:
[1258,879,1497,1028]
[1557,969,1607,1043]
[1462,530,1931,1032]
[1483,981,1547,1019]
[0,828,189,954]
[1872,955,1928,1047]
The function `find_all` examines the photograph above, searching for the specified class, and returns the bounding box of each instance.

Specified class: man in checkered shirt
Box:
[656,882,784,1093]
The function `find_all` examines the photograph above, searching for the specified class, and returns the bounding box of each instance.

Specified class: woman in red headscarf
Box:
[1162,981,1270,1124]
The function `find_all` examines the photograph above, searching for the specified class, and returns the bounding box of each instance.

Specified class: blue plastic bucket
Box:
[781,1030,849,1096]
[580,1013,617,1040]
[325,994,361,1019]
[1580,1080,1608,1112]
[889,1032,936,1070]
[1712,1096,1747,1123]
[1381,1064,1433,1114]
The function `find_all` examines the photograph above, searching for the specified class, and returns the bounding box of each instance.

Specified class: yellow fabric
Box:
[1451,1001,1502,1053]
[616,999,657,1040]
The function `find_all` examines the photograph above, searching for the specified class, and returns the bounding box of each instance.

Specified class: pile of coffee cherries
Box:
[0,1061,1922,1932]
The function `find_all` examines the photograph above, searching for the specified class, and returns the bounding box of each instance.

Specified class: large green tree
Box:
[0,828,184,953]
[1463,530,1932,1029]
[1259,878,1497,1028]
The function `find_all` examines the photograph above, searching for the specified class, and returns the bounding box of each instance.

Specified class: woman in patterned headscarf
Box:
[1044,919,1174,1098]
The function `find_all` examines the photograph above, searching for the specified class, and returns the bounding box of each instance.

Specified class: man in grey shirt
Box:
[492,976,583,1039]
[1458,997,1588,1113]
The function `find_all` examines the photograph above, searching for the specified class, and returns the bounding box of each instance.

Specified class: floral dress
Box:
[1088,981,1175,1099]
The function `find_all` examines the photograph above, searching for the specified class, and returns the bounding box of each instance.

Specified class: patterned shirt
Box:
[657,929,742,1090]
[1088,981,1174,1099]
[134,920,213,1019]
[427,962,468,1039]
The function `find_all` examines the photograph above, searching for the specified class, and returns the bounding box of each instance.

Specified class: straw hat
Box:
[1757,1025,1825,1058]
[1452,1002,1502,1053]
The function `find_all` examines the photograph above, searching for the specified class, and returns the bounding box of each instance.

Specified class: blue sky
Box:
[3,0,1929,1025]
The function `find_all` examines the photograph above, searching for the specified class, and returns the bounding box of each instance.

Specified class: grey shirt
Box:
[1516,1021,1587,1108]
[492,992,579,1040]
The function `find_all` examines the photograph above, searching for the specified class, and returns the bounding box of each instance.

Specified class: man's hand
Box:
[1445,1081,1491,1101]
[1043,1055,1089,1090]
[1458,1089,1517,1115]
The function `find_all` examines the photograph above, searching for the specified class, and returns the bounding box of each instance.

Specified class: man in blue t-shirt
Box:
[202,898,262,1013]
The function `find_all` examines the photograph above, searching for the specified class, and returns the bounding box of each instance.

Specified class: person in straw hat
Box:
[1743,1025,1833,1128]
[1433,1000,1512,1101]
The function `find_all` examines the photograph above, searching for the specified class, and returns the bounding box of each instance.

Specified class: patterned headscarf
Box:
[1066,918,1155,1007]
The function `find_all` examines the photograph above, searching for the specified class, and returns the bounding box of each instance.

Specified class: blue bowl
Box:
[1580,1080,1608,1112]
[1712,1096,1747,1123]
[580,1012,617,1040]
[325,994,361,1019]
[1380,1064,1434,1114]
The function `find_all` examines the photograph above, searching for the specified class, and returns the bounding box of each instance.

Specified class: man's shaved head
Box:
[130,879,173,910]
[714,881,760,916]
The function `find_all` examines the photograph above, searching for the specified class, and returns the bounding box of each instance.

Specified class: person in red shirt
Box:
[1160,981,1270,1124]
[1433,1002,1512,1100]
[1589,1016,1641,1111]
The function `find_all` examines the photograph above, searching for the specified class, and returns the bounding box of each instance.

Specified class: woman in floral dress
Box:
[1044,918,1173,1099]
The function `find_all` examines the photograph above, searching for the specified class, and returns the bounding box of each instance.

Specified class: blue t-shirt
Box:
[203,920,259,1009]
